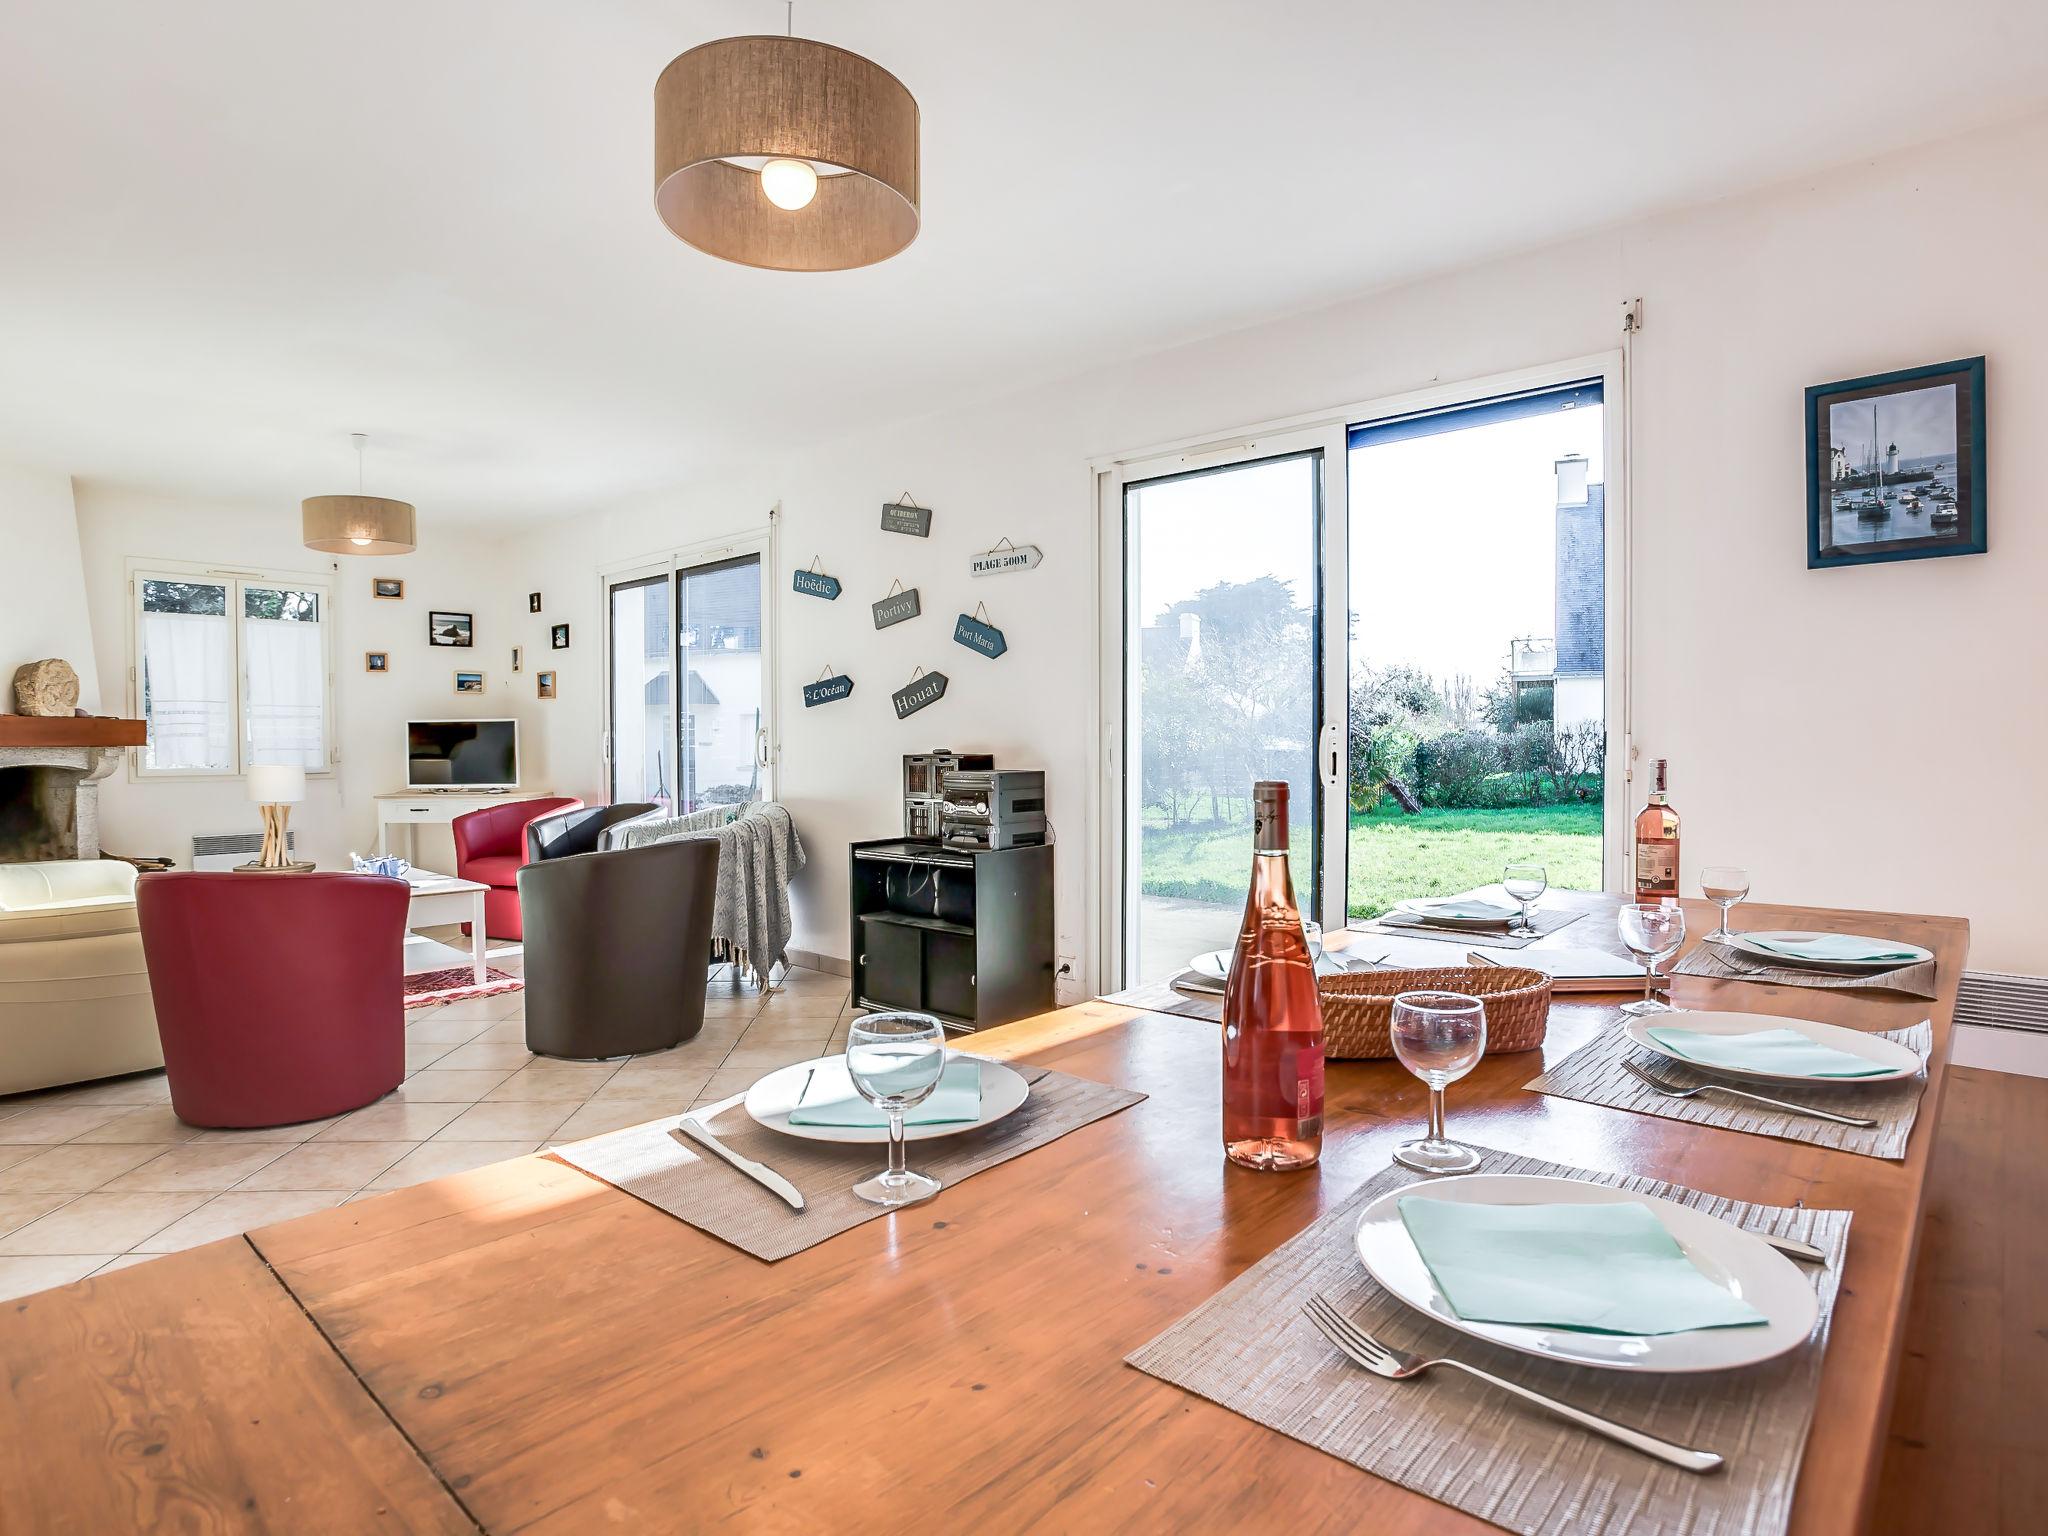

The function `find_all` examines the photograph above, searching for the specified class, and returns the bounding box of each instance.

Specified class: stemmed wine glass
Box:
[1699,865,1751,942]
[845,1011,948,1207]
[1390,991,1488,1174]
[1502,862,1547,936]
[1618,903,1687,1016]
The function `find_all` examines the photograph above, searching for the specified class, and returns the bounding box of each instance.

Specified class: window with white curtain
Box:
[132,566,333,777]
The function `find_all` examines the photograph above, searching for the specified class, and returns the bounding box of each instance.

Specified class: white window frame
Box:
[597,516,780,809]
[124,557,338,781]
[1090,352,1628,994]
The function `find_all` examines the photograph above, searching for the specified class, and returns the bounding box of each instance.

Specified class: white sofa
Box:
[0,860,161,1096]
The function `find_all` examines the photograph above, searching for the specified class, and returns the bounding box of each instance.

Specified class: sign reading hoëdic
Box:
[792,567,841,600]
[970,539,1043,577]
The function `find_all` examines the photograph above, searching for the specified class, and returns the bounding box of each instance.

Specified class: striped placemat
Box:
[1670,941,1937,999]
[1526,1020,1931,1160]
[1128,1146,1850,1536]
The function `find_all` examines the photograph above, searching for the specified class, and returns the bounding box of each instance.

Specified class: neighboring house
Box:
[1509,455,1605,731]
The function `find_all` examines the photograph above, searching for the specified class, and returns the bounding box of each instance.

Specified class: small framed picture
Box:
[512,646,522,673]
[550,622,570,649]
[536,670,557,700]
[454,670,486,694]
[528,592,542,613]
[365,651,390,672]
[372,578,404,600]
[1807,355,1986,569]
[429,610,474,647]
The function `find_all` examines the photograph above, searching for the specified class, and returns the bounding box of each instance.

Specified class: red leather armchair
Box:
[452,797,581,940]
[135,872,410,1129]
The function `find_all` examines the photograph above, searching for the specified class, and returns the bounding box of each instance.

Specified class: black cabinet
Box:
[849,839,1054,1032]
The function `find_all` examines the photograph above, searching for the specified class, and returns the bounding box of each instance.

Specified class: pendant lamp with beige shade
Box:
[303,433,417,556]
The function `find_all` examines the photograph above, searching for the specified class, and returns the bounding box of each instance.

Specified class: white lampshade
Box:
[247,764,306,805]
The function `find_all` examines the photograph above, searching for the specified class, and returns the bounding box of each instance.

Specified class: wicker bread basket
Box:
[1316,965,1552,1059]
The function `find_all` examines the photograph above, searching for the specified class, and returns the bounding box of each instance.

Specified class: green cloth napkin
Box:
[787,1056,983,1128]
[1746,933,1920,963]
[1396,1197,1768,1335]
[1646,1025,1892,1078]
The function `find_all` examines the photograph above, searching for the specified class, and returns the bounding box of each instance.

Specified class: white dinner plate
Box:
[744,1054,1030,1145]
[1387,898,1517,930]
[1624,1009,1923,1085]
[1191,948,1359,982]
[1723,929,1932,974]
[1353,1173,1818,1372]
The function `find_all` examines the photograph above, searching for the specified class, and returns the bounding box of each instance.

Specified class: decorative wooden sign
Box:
[953,603,1008,660]
[970,537,1043,577]
[803,668,854,707]
[891,667,948,719]
[792,559,841,601]
[872,579,922,629]
[880,495,933,538]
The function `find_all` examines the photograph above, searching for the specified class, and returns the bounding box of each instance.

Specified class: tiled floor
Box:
[0,959,854,1301]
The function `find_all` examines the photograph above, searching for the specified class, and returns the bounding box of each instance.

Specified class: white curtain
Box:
[244,616,325,768]
[140,611,234,770]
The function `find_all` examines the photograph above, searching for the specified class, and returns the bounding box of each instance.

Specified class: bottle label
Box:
[1635,842,1678,892]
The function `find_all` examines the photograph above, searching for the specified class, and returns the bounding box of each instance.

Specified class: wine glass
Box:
[1501,862,1547,936]
[845,1011,948,1207]
[1389,991,1487,1174]
[1618,903,1687,1015]
[1301,919,1324,968]
[1699,865,1750,942]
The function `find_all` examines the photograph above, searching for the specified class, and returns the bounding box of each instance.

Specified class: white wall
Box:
[506,110,2048,978]
[71,485,530,872]
[0,466,100,711]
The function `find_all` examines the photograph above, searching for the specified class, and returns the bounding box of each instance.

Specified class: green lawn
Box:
[1141,802,1604,918]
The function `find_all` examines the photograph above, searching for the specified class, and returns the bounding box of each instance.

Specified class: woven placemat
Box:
[1101,975,1224,1022]
[1359,906,1585,948]
[1526,1019,1931,1161]
[1128,1147,1849,1536]
[1671,941,1937,999]
[549,1060,1145,1262]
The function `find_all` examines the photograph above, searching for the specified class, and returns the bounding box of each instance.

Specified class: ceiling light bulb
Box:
[760,157,818,211]
[350,536,373,546]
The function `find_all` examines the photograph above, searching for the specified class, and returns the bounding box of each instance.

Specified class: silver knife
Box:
[1760,1232,1828,1264]
[671,1094,805,1210]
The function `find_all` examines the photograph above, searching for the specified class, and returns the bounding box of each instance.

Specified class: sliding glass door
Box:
[606,540,772,814]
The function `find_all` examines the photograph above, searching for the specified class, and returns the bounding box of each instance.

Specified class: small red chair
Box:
[452,797,581,939]
[135,872,410,1129]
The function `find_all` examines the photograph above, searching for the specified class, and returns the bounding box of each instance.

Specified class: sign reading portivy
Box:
[872,586,922,629]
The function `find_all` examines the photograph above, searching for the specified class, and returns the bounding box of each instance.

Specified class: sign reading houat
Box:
[802,673,854,707]
[953,610,1008,659]
[891,669,948,719]
[880,500,933,538]
[871,585,922,629]
[970,538,1043,577]
[792,564,841,600]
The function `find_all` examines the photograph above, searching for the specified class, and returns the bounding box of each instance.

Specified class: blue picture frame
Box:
[1806,356,1986,569]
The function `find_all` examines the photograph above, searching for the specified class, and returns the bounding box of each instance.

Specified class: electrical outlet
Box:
[1054,953,1080,1004]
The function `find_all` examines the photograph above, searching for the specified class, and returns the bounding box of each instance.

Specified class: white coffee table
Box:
[402,869,490,986]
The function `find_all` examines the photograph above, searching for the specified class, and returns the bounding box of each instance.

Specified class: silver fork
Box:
[1300,1293,1724,1473]
[1621,1059,1878,1128]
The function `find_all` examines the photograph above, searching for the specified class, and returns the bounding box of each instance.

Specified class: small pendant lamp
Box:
[303,432,417,556]
[653,7,919,272]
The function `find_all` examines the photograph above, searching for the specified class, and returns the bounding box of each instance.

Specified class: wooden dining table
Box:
[0,895,1966,1535]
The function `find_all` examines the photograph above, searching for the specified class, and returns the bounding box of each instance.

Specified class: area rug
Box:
[403,966,524,1009]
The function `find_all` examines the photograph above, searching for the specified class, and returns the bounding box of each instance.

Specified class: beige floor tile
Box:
[598,1059,717,1094]
[368,1140,541,1188]
[826,1019,852,1053]
[432,1040,537,1072]
[100,1144,292,1193]
[392,1069,513,1102]
[473,1019,530,1044]
[0,1105,130,1144]
[68,1106,207,1144]
[0,1192,210,1256]
[310,1101,468,1141]
[404,1013,496,1045]
[753,994,848,1020]
[26,1072,173,1108]
[0,1142,174,1194]
[700,998,764,1021]
[186,1114,346,1145]
[718,1041,832,1079]
[404,1040,459,1072]
[236,1140,418,1191]
[687,1068,761,1107]
[133,1190,349,1254]
[0,1146,43,1173]
[0,1193,77,1240]
[427,993,525,1024]
[339,1188,393,1205]
[738,1014,842,1045]
[94,1252,163,1276]
[486,1065,620,1101]
[550,1098,679,1143]
[0,1254,120,1302]
[431,1101,574,1142]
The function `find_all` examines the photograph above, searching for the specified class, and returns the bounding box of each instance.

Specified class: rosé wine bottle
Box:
[1221,781,1324,1171]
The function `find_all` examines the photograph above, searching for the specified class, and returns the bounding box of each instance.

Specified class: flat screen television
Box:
[406,719,520,790]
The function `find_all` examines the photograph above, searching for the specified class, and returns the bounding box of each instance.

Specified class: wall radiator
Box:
[191,832,295,872]
[1953,970,2048,1035]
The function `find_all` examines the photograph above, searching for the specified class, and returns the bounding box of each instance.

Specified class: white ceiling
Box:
[3,1,2044,524]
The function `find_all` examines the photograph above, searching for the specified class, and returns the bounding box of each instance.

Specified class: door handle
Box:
[1318,722,1341,789]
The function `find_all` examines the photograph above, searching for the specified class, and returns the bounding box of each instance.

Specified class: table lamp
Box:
[244,763,312,872]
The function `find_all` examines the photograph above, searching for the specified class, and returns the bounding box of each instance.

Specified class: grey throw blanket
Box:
[617,801,806,983]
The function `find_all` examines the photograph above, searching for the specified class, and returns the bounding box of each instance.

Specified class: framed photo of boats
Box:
[1807,356,1985,569]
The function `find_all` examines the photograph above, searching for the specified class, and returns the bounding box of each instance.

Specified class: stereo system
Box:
[901,751,1045,850]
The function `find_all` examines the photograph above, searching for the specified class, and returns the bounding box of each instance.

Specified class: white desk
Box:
[374,789,559,862]
[401,869,489,987]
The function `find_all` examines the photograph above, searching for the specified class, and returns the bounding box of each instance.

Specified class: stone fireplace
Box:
[0,745,121,862]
